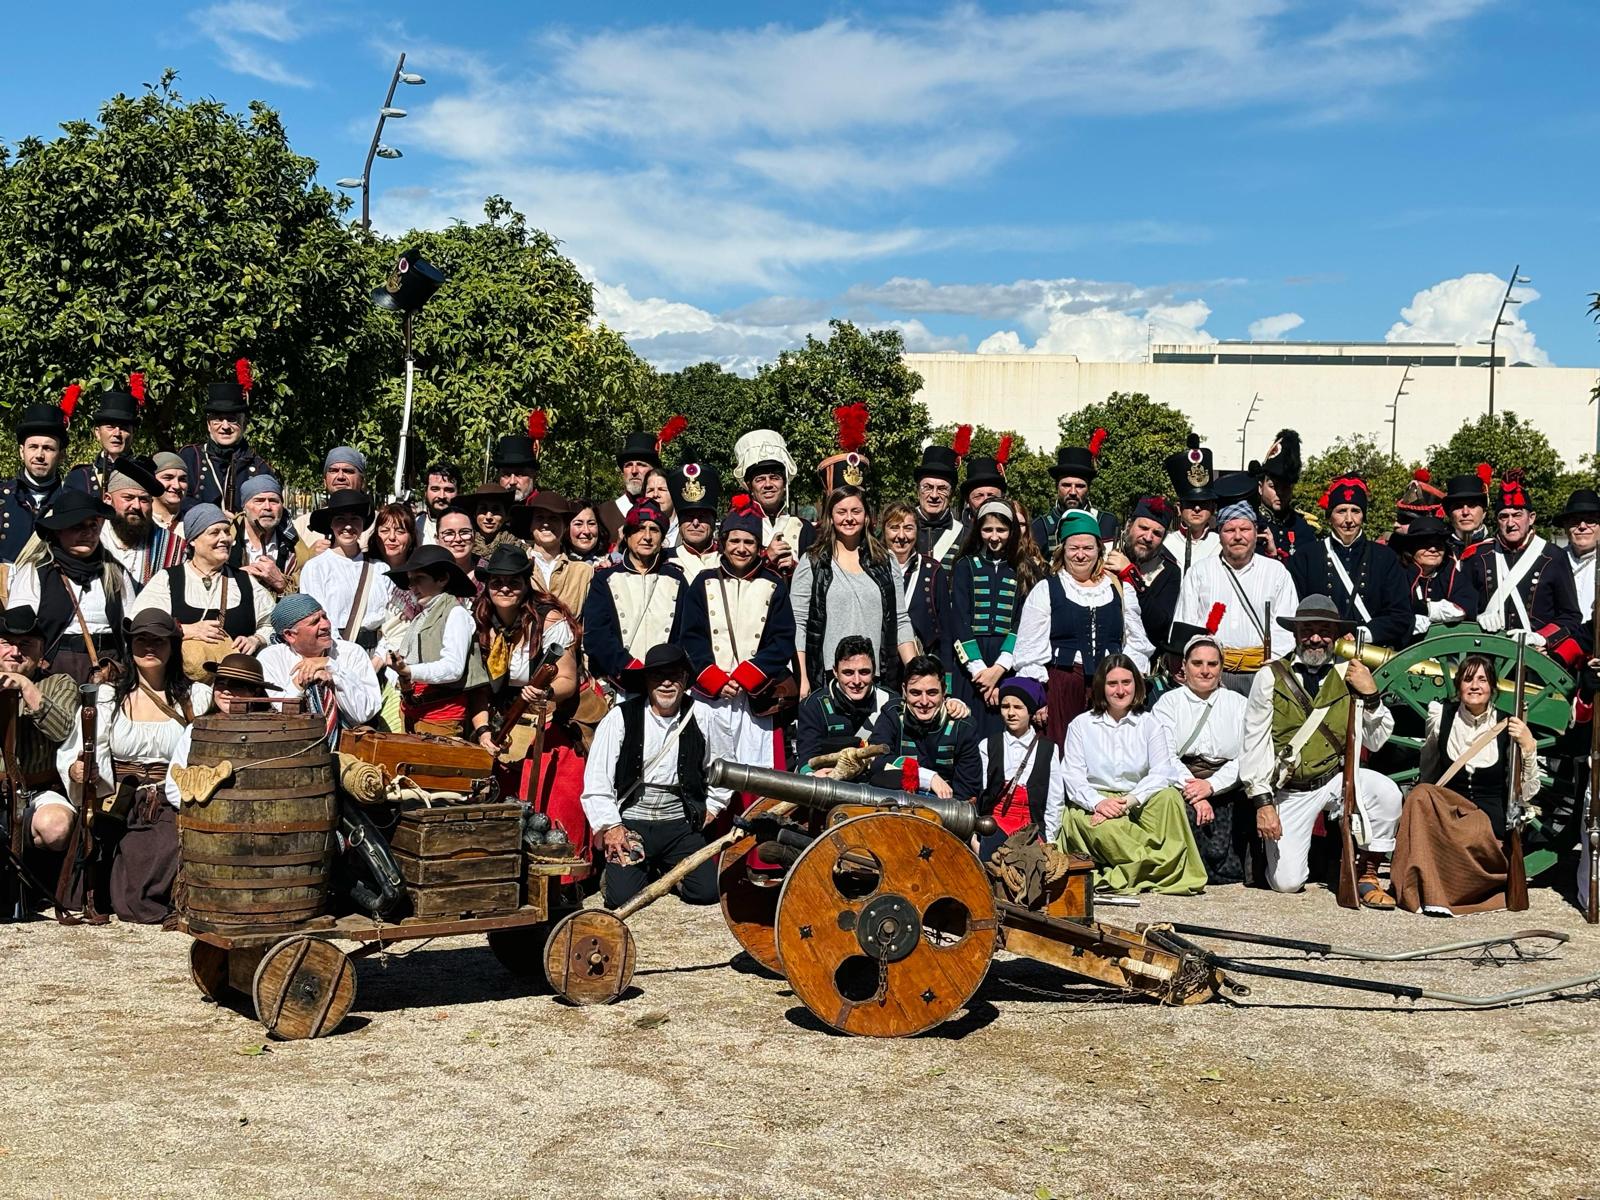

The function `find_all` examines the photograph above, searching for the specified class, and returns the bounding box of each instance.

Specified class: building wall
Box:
[903,352,1600,467]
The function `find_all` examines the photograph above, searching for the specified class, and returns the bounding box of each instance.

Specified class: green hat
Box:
[1054,510,1102,543]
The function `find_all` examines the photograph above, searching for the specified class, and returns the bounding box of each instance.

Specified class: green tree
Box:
[643,361,761,489]
[1425,410,1567,526]
[0,72,382,483]
[1057,392,1192,521]
[927,423,1055,520]
[1294,436,1422,535]
[746,321,930,507]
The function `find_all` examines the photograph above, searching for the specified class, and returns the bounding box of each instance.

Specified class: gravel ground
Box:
[4,882,1600,1200]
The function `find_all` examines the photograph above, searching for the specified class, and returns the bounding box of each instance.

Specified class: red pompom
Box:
[60,383,82,420]
[235,358,253,392]
[834,403,869,452]
[900,756,920,795]
[1413,467,1430,482]
[128,372,146,404]
[1205,602,1225,634]
[1475,462,1493,487]
[995,435,1013,467]
[1146,495,1169,516]
[1088,427,1108,457]
[527,409,549,442]
[1317,486,1331,510]
[656,414,687,451]
[951,424,973,458]
[730,492,751,511]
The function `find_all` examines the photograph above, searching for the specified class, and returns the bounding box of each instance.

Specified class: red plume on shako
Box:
[128,373,146,406]
[655,414,688,453]
[59,383,82,422]
[951,424,973,459]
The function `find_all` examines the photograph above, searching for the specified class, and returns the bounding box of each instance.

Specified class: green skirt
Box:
[1056,787,1206,895]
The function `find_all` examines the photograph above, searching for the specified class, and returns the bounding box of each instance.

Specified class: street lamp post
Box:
[1387,362,1414,461]
[1237,392,1261,469]
[336,52,425,231]
[1484,264,1530,417]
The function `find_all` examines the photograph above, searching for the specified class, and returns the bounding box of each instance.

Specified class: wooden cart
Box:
[180,856,589,1040]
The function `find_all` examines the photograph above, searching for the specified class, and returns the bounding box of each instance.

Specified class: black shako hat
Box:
[1164,434,1215,503]
[670,459,720,514]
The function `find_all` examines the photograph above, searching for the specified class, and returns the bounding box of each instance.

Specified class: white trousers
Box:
[698,693,774,807]
[1264,767,1403,893]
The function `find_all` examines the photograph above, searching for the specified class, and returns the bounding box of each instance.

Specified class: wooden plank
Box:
[393,849,521,886]
[404,879,521,919]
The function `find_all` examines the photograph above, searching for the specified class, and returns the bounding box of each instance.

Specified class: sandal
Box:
[1357,878,1396,910]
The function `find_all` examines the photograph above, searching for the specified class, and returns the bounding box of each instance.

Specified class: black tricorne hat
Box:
[385,544,476,597]
[670,460,720,514]
[619,643,692,694]
[0,605,43,640]
[960,456,1007,501]
[35,488,112,532]
[1164,434,1215,503]
[492,436,539,471]
[615,431,661,470]
[1556,488,1600,525]
[309,489,374,537]
[914,445,960,485]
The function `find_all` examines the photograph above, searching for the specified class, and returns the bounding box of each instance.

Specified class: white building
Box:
[904,341,1600,468]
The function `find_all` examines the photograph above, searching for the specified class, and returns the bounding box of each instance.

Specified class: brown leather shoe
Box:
[1357,877,1396,910]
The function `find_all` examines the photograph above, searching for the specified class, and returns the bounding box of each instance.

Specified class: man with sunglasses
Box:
[178,363,276,514]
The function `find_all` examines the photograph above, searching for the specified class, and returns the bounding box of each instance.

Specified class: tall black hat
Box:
[1050,428,1106,483]
[1163,434,1215,503]
[960,456,1007,502]
[1442,464,1493,506]
[371,248,447,314]
[1249,429,1302,486]
[914,444,960,485]
[493,436,539,470]
[670,459,721,514]
[95,373,147,427]
[616,416,688,471]
[206,359,255,415]
[15,393,71,444]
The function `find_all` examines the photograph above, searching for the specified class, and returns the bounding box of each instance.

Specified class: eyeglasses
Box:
[917,482,951,496]
[438,529,472,541]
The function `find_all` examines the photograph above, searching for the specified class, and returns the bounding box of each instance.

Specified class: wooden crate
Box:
[391,802,525,919]
[341,728,494,795]
[392,850,521,886]
[389,803,522,858]
[406,880,522,919]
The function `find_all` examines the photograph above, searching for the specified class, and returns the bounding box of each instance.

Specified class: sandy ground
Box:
[4,882,1600,1200]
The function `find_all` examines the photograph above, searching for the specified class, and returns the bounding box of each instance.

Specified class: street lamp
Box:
[336,52,425,231]
[1237,392,1261,469]
[1387,361,1414,461]
[370,248,447,499]
[1484,264,1531,417]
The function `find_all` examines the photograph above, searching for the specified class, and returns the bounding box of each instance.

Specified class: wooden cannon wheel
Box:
[250,936,357,1040]
[774,812,997,1038]
[718,796,790,973]
[189,940,230,1001]
[543,909,637,1005]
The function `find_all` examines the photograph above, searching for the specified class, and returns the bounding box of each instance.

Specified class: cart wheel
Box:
[251,936,356,1040]
[543,909,636,1005]
[189,940,230,1001]
[487,921,558,990]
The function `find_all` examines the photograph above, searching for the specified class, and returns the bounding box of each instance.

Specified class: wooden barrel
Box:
[178,712,338,934]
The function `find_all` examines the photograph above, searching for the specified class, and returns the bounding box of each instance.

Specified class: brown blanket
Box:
[1392,782,1508,915]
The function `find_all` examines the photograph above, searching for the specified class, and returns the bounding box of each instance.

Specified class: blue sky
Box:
[7,1,1598,373]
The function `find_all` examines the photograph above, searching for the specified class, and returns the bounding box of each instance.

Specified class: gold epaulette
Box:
[1299,508,1323,532]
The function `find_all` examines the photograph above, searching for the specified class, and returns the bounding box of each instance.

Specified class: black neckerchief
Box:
[919,508,952,534]
[827,678,876,728]
[52,543,105,588]
[900,701,945,740]
[207,437,243,464]
[1294,659,1332,695]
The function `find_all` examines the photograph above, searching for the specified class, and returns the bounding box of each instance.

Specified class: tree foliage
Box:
[1425,410,1567,524]
[0,72,382,482]
[1294,436,1422,535]
[1057,392,1193,521]
[927,423,1055,518]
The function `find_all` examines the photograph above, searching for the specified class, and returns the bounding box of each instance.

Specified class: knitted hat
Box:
[271,592,324,639]
[239,475,282,504]
[1129,495,1174,530]
[997,675,1046,715]
[182,503,231,542]
[1054,510,1101,542]
[720,503,764,543]
[152,451,186,474]
[625,500,666,530]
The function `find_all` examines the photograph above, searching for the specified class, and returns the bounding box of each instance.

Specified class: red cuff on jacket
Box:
[627,657,644,670]
[696,664,731,694]
[1576,697,1594,725]
[1116,563,1137,584]
[731,660,768,692]
[1543,630,1585,669]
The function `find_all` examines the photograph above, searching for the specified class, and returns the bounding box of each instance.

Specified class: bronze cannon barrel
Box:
[708,760,995,840]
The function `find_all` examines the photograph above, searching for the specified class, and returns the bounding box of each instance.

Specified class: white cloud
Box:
[1385,273,1550,365]
[976,330,1027,355]
[191,1,312,87]
[976,299,1217,363]
[1248,311,1305,340]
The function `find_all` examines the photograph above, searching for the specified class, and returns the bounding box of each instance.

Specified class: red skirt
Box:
[1045,665,1087,751]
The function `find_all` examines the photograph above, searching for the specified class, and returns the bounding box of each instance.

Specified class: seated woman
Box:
[380,545,486,737]
[465,545,586,853]
[1057,654,1205,895]
[1151,631,1251,884]
[1393,653,1540,916]
[976,676,1065,860]
[58,609,211,923]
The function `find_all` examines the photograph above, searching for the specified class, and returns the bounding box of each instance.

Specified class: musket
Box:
[1336,628,1365,911]
[1589,558,1599,925]
[1505,632,1530,913]
[3,691,26,920]
[53,680,108,925]
[1262,601,1272,668]
[493,644,564,749]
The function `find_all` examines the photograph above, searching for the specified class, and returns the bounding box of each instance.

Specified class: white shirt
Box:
[259,638,383,726]
[386,599,476,686]
[1012,570,1153,680]
[131,562,275,644]
[506,619,576,684]
[1240,660,1395,798]
[1153,684,1248,794]
[300,550,392,639]
[6,559,133,638]
[1567,546,1597,625]
[579,700,720,830]
[58,681,213,808]
[1418,701,1541,801]
[1165,528,1220,568]
[1174,551,1298,660]
[1061,709,1182,812]
[977,729,1069,840]
[99,526,158,589]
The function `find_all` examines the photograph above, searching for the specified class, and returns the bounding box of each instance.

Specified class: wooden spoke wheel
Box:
[189,940,230,1001]
[250,936,356,1040]
[718,796,791,972]
[487,921,560,990]
[544,909,636,1005]
[1350,623,1575,875]
[774,812,997,1038]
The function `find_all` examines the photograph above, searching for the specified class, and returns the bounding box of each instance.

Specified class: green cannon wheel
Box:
[1340,622,1575,876]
